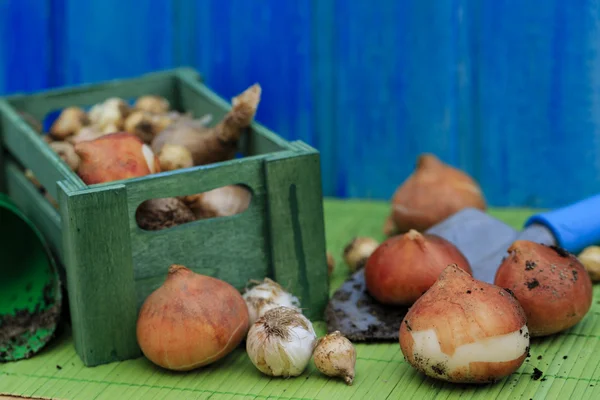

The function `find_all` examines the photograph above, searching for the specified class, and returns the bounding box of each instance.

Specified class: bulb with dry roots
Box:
[135,198,196,231]
[399,264,530,384]
[136,264,249,371]
[313,331,357,385]
[246,306,317,377]
[242,278,301,326]
[180,185,251,219]
[49,107,90,140]
[343,237,379,272]
[578,245,600,282]
[495,240,593,337]
[151,83,262,166]
[384,153,486,236]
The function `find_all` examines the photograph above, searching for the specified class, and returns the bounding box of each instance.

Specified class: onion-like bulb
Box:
[365,229,471,305]
[399,264,529,384]
[136,264,249,371]
[384,153,486,235]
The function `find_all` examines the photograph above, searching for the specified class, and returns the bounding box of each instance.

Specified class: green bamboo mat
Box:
[1,199,599,400]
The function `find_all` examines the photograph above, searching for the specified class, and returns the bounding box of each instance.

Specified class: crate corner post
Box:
[57,181,141,366]
[264,145,329,321]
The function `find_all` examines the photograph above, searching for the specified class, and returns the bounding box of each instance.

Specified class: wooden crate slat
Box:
[57,182,140,366]
[264,148,329,321]
[4,161,62,261]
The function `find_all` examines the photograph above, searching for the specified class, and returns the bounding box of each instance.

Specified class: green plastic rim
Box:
[0,193,62,362]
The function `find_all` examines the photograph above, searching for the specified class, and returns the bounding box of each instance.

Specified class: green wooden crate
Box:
[0,68,329,367]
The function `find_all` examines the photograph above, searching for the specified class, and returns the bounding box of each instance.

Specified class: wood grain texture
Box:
[57,182,140,366]
[265,144,329,321]
[2,1,600,207]
[4,161,62,261]
[1,68,329,367]
[0,100,80,200]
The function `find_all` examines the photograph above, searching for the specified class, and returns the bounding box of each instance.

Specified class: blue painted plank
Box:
[476,0,600,207]
[189,0,315,146]
[55,0,174,86]
[0,0,51,95]
[332,0,472,200]
[310,0,336,196]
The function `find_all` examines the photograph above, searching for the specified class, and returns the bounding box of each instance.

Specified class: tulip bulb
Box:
[313,331,357,385]
[385,153,486,235]
[399,264,529,384]
[578,245,600,282]
[495,240,593,337]
[365,229,471,305]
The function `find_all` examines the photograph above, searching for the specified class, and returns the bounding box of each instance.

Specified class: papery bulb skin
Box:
[495,240,593,337]
[385,153,486,235]
[136,264,249,371]
[399,264,529,384]
[365,229,472,305]
[246,307,317,377]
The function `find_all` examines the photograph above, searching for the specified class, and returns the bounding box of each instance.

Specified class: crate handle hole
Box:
[135,184,253,231]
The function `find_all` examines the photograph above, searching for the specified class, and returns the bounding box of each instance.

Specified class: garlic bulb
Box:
[246,306,317,377]
[313,331,357,385]
[242,278,301,326]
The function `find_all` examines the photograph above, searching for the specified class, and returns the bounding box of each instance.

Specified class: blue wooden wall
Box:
[1,0,600,208]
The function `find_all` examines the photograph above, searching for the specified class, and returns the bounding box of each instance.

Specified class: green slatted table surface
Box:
[1,199,599,400]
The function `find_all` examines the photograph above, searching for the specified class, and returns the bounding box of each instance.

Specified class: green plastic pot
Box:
[0,193,62,362]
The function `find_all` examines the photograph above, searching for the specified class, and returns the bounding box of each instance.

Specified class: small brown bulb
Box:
[343,237,379,272]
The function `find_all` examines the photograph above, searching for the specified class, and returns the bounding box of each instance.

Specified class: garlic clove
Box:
[313,331,357,385]
[400,264,529,384]
[343,236,379,272]
[242,278,301,326]
[385,153,486,235]
[578,245,600,282]
[365,229,471,305]
[495,240,593,337]
[246,306,317,377]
